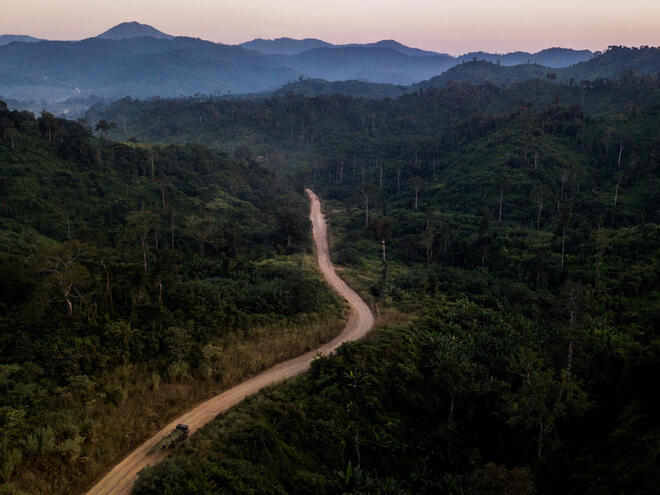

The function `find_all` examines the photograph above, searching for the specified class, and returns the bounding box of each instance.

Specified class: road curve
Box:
[86,188,375,495]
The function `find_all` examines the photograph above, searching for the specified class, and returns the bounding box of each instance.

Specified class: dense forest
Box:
[97,75,660,494]
[88,70,659,165]
[0,103,344,494]
[0,57,658,495]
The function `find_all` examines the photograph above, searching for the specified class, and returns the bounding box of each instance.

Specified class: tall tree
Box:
[36,241,92,318]
[410,177,424,210]
[126,211,161,274]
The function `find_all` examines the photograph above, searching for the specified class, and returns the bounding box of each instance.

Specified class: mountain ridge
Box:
[0,34,42,46]
[0,22,656,106]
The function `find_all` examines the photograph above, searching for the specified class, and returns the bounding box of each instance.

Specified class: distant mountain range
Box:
[240,38,593,67]
[269,46,456,85]
[0,35,296,101]
[0,22,657,106]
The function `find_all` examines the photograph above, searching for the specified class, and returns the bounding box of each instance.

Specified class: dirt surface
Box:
[86,189,375,495]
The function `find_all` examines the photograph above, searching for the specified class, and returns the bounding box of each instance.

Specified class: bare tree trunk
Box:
[142,238,148,274]
[171,213,175,250]
[101,260,113,311]
[537,415,544,459]
[379,162,383,189]
[614,179,620,208]
[65,295,73,318]
[397,169,401,193]
[566,339,574,399]
[363,193,369,228]
[498,189,503,223]
[355,424,361,465]
[537,197,543,231]
[160,176,166,208]
[382,238,386,261]
[617,143,623,168]
[415,189,419,209]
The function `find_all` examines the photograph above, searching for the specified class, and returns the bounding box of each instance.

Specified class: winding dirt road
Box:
[86,189,375,495]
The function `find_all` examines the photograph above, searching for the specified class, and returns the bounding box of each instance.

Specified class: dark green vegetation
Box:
[129,74,659,494]
[273,79,409,99]
[89,70,659,165]
[0,102,344,493]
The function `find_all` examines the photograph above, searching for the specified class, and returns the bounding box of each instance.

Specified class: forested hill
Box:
[419,46,660,89]
[86,75,660,166]
[0,101,344,494]
[114,75,660,494]
[237,46,660,98]
[273,78,410,99]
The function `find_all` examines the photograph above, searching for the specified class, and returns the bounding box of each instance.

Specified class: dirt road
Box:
[86,188,375,494]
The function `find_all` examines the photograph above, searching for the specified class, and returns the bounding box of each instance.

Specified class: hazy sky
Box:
[4,0,660,54]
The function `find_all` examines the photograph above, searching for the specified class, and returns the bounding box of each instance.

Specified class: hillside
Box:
[421,46,660,89]
[273,78,409,98]
[0,102,344,493]
[417,60,550,88]
[86,76,660,164]
[124,75,660,495]
[458,47,594,67]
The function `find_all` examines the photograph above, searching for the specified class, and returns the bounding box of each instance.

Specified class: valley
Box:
[1,8,659,495]
[87,189,374,495]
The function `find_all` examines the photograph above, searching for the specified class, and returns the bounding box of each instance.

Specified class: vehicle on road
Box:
[147,424,189,455]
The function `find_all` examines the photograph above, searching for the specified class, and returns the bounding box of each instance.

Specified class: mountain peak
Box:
[96,21,172,40]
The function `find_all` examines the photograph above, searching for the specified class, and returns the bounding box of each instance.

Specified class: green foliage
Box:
[0,103,342,493]
[4,69,660,494]
[112,76,660,495]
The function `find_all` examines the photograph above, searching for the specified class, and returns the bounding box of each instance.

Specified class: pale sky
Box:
[4,0,660,54]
